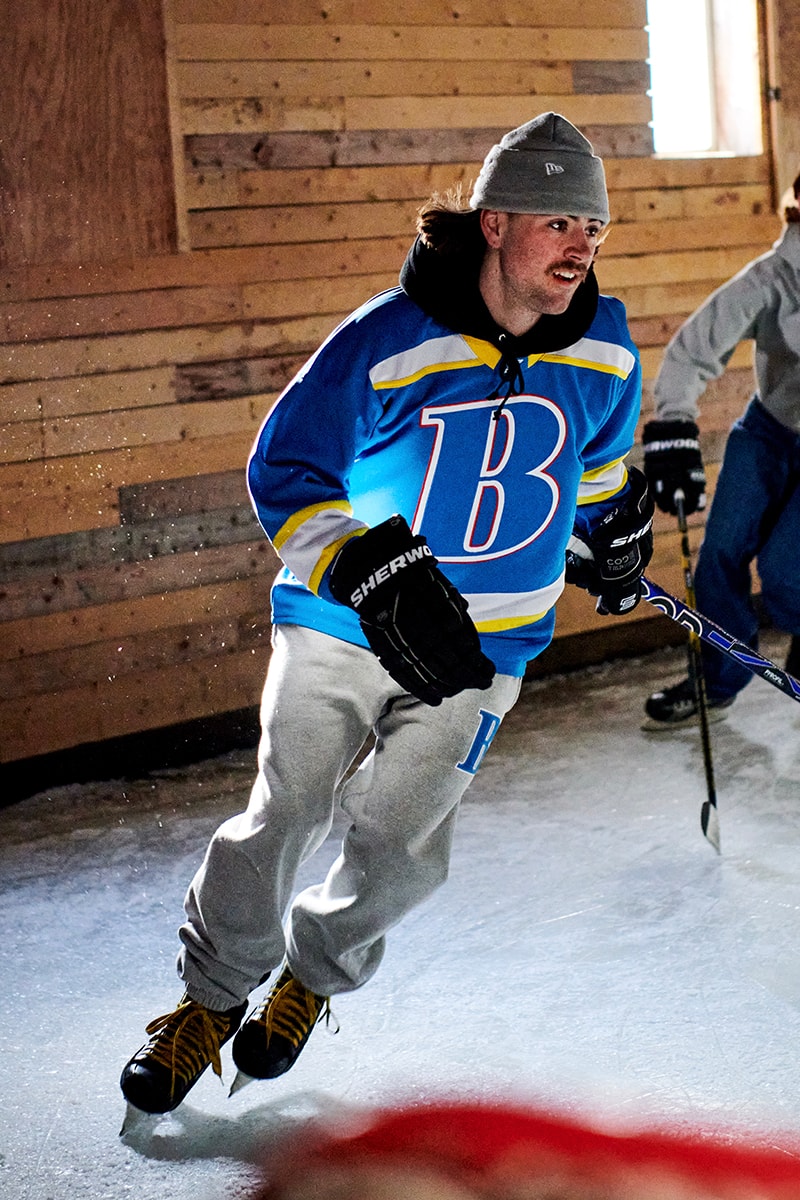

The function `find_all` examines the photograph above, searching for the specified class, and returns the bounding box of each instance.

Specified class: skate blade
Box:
[641,706,731,733]
[229,1069,256,1096]
[119,1101,158,1138]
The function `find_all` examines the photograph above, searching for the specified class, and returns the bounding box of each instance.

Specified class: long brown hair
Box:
[415,184,482,255]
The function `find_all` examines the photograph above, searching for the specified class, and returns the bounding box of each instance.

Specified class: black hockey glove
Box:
[328,514,496,706]
[564,465,654,616]
[642,418,706,515]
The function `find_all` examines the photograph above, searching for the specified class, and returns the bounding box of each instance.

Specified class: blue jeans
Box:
[695,397,800,698]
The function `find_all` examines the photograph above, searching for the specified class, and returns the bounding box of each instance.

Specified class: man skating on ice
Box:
[642,172,800,728]
[120,112,653,1115]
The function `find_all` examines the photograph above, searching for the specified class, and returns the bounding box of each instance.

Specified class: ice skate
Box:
[785,635,800,680]
[120,993,247,1115]
[641,676,734,732]
[230,964,329,1094]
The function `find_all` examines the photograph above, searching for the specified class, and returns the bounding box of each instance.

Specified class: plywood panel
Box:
[0,0,176,268]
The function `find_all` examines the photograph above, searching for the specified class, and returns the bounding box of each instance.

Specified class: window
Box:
[646,0,763,156]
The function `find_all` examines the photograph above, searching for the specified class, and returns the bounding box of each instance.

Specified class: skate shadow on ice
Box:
[119,1089,360,1165]
[652,709,796,812]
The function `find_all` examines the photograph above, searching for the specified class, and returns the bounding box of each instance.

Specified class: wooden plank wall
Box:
[0,0,779,766]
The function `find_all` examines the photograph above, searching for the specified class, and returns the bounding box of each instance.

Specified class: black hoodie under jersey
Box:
[399,211,600,403]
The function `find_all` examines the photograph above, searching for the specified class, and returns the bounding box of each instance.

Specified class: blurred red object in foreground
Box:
[252,1100,800,1200]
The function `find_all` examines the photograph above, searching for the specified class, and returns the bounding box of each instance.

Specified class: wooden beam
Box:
[0,578,271,660]
[0,647,270,762]
[175,59,574,100]
[175,24,650,63]
[2,315,338,384]
[170,0,648,28]
[0,538,276,623]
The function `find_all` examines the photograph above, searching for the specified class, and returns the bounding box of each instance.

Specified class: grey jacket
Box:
[654,222,800,433]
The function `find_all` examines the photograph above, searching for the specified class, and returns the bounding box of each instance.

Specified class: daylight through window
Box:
[646,0,763,156]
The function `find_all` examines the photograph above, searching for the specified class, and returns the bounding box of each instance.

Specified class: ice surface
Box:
[4,637,800,1199]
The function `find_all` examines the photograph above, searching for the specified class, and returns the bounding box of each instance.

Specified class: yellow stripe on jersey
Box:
[474,611,550,633]
[575,458,629,506]
[308,528,364,596]
[461,336,501,369]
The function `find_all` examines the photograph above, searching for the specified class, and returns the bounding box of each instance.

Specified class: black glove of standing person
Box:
[642,418,706,515]
[328,515,496,706]
[564,465,654,615]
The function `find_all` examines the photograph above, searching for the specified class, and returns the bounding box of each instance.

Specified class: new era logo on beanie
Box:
[470,111,610,225]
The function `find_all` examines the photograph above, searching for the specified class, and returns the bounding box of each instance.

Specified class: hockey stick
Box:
[640,576,800,703]
[674,491,720,853]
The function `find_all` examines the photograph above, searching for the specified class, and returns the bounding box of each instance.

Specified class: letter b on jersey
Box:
[418,396,566,562]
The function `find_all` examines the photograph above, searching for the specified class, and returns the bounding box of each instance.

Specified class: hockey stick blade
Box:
[641,576,800,703]
[700,796,720,854]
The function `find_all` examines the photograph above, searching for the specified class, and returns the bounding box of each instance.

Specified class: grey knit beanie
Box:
[470,112,610,224]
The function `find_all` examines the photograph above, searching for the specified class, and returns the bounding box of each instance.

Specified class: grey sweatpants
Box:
[178,624,521,1007]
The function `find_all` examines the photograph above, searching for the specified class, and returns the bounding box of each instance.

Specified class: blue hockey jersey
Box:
[248,244,641,677]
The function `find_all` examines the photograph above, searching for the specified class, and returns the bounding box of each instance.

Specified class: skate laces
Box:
[256,968,334,1048]
[141,996,233,1094]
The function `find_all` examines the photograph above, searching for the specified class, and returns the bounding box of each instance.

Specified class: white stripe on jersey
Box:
[273,502,364,593]
[541,337,637,379]
[369,335,484,389]
[464,576,564,632]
